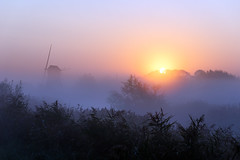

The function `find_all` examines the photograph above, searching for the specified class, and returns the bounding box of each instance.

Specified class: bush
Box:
[0,79,240,159]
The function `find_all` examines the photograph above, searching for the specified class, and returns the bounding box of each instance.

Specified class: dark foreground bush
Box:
[1,80,240,160]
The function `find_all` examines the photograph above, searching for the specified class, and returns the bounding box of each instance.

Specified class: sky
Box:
[1,0,240,78]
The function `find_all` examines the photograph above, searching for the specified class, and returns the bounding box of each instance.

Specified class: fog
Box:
[2,69,240,130]
[12,74,124,108]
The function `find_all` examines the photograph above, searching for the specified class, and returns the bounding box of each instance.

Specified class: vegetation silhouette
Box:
[108,75,165,113]
[194,70,237,80]
[1,79,240,159]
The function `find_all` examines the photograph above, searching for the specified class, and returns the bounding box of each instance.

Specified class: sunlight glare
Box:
[159,68,166,74]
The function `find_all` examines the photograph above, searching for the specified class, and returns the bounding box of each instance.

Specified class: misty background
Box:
[1,69,240,130]
[1,0,240,130]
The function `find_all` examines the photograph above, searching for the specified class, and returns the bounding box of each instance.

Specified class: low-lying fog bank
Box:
[1,69,240,130]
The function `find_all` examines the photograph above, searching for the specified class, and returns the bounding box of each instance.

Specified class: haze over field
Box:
[0,0,240,127]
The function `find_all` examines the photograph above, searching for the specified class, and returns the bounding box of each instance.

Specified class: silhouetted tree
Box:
[108,75,165,112]
[194,70,237,80]
[178,115,210,160]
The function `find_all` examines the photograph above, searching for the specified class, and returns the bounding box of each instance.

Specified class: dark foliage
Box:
[108,75,165,113]
[1,80,240,159]
[194,70,237,80]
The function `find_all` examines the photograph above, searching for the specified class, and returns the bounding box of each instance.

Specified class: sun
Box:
[159,68,166,74]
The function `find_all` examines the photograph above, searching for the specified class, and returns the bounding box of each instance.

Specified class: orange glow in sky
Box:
[0,1,240,77]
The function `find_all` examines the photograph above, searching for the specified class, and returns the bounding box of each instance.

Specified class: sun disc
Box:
[159,68,166,74]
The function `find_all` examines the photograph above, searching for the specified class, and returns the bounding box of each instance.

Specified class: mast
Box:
[43,44,52,82]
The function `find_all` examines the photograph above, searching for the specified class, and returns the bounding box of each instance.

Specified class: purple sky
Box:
[1,0,240,78]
